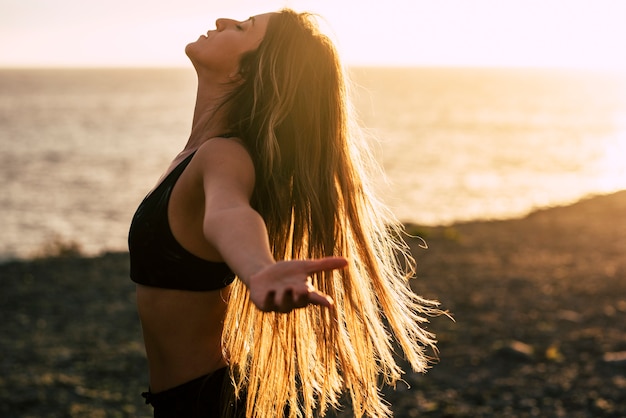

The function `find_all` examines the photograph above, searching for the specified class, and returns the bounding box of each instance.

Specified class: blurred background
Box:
[1,0,625,260]
[2,2,626,417]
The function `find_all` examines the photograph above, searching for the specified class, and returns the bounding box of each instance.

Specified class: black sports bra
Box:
[128,151,236,291]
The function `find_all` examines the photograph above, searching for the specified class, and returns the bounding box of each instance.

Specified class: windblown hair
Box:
[221,9,440,418]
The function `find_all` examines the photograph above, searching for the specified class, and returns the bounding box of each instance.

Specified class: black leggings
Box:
[142,367,244,418]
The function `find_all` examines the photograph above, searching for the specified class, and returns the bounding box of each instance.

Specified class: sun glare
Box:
[0,0,625,70]
[596,132,626,191]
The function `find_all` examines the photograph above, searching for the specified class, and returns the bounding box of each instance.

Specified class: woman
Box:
[129,9,440,418]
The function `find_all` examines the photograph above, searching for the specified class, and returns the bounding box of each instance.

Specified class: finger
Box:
[275,288,294,312]
[306,290,334,309]
[276,289,332,312]
[292,288,314,308]
[260,290,277,312]
[275,288,309,313]
[304,257,348,274]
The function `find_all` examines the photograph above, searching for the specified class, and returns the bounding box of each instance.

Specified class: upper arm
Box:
[194,138,255,214]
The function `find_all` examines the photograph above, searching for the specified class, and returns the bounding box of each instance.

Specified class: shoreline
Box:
[1,190,625,417]
[3,189,625,265]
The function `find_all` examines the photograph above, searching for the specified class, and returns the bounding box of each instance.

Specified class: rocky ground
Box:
[2,191,625,417]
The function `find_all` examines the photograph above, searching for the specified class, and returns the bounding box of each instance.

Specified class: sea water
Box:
[1,67,625,259]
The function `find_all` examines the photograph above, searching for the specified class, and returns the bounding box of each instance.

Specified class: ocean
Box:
[1,67,625,260]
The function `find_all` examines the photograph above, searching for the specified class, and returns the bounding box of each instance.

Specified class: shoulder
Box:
[195,136,251,160]
[192,136,255,192]
[193,136,254,170]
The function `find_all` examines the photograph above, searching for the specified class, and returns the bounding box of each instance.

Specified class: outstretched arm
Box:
[196,138,346,312]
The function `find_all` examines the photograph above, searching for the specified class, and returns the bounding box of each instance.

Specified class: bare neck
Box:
[185,77,236,151]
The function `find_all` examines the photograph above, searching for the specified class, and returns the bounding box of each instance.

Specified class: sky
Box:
[1,0,626,71]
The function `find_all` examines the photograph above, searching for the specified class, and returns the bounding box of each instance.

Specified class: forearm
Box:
[195,138,342,312]
[203,205,275,287]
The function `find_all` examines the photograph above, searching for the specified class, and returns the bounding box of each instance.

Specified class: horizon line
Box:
[1,63,623,75]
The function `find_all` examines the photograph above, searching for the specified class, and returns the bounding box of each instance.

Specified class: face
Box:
[186,13,273,78]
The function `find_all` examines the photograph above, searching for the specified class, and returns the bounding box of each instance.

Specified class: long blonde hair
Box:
[221,9,440,417]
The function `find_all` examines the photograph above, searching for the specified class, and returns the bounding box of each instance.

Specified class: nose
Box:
[215,18,235,31]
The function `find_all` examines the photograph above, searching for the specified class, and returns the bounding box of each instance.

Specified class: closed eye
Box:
[237,17,254,31]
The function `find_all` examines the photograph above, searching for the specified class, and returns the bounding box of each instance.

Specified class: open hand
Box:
[247,257,347,313]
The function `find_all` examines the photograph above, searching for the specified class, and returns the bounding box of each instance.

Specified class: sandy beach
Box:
[1,191,625,417]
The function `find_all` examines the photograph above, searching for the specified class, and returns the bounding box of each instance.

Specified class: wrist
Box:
[239,260,276,287]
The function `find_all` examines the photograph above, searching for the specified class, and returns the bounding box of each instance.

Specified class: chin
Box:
[184,42,198,61]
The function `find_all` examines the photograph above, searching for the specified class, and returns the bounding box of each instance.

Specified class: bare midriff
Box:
[135,284,230,393]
